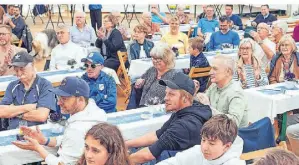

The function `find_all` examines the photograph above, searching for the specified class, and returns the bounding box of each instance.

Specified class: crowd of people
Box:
[0,3,299,165]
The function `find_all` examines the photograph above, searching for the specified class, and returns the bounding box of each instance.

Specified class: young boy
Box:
[157,114,245,165]
[185,37,210,92]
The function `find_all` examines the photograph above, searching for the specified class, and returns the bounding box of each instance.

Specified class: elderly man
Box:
[141,12,160,37]
[126,72,212,164]
[176,5,189,24]
[196,55,248,128]
[252,4,277,27]
[7,6,25,41]
[271,20,288,48]
[13,76,107,165]
[50,24,86,70]
[250,22,276,69]
[161,16,189,54]
[225,4,243,30]
[150,4,168,24]
[0,25,26,76]
[70,11,97,47]
[81,52,117,113]
[197,5,219,37]
[0,51,56,130]
[208,16,240,51]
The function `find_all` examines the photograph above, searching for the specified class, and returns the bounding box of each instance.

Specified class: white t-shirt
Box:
[139,45,147,59]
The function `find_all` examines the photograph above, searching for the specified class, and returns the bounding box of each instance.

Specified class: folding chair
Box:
[188,67,211,79]
[12,39,23,47]
[117,51,131,107]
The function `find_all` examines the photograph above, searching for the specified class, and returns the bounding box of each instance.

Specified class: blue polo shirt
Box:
[0,75,57,129]
[152,12,166,24]
[208,30,240,51]
[197,18,219,34]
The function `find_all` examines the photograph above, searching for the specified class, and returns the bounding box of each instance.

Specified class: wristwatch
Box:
[258,40,263,45]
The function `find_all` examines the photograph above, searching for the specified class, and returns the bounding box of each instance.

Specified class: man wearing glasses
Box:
[81,52,117,113]
[0,24,26,76]
[0,51,56,130]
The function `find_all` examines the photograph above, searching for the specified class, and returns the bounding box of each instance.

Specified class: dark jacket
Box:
[128,39,154,62]
[253,13,277,25]
[82,71,117,113]
[189,53,210,92]
[269,52,299,79]
[21,25,33,52]
[12,16,26,39]
[148,103,212,158]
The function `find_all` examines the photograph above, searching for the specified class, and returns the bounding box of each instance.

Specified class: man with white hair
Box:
[70,11,97,47]
[250,22,276,69]
[50,24,86,70]
[176,5,189,24]
[150,4,168,24]
[141,12,160,36]
[271,20,288,48]
[196,55,248,128]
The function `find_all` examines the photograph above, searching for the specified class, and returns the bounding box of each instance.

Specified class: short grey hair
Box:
[56,24,70,32]
[213,55,235,75]
[142,12,151,18]
[239,38,256,52]
[150,42,175,69]
[74,11,86,18]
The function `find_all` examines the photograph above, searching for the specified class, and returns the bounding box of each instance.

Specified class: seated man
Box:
[196,55,248,128]
[161,16,189,54]
[126,72,212,164]
[157,115,245,165]
[197,5,219,37]
[0,51,56,130]
[150,4,168,24]
[250,22,276,69]
[0,24,26,76]
[176,5,189,24]
[12,76,107,165]
[50,24,86,70]
[271,20,288,49]
[251,4,277,27]
[187,37,210,93]
[141,12,160,38]
[208,16,240,51]
[128,24,155,62]
[70,11,97,47]
[7,6,25,41]
[225,4,243,30]
[81,52,117,113]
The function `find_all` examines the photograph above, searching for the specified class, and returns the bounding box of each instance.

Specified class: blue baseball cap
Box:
[49,77,90,98]
[81,52,104,65]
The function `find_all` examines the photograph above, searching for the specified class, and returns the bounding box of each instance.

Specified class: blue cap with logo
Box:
[81,52,104,65]
[49,76,90,98]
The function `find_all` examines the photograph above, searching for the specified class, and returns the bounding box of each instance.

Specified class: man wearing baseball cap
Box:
[13,76,107,165]
[0,51,56,130]
[81,52,117,113]
[126,72,212,164]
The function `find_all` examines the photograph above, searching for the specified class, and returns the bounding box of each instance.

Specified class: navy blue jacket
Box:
[190,53,210,92]
[82,71,117,113]
[12,16,26,39]
[128,39,154,62]
[148,103,212,158]
[253,13,277,25]
[229,14,243,30]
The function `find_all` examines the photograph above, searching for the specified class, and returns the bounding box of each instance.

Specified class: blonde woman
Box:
[233,38,269,89]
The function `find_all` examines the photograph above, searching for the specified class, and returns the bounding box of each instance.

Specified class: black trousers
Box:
[90,9,102,32]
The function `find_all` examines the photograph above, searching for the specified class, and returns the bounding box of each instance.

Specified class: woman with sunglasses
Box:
[81,52,117,113]
[95,14,126,72]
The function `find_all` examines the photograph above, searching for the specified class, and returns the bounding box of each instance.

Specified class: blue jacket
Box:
[82,71,117,113]
[128,39,154,62]
[89,5,102,10]
[190,53,210,92]
[253,13,277,25]
[12,16,26,39]
[269,52,299,79]
[229,14,243,30]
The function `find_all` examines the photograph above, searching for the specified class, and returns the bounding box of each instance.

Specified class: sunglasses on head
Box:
[84,63,99,69]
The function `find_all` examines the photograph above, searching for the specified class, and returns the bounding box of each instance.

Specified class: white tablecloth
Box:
[0,106,171,165]
[128,52,238,78]
[245,82,299,123]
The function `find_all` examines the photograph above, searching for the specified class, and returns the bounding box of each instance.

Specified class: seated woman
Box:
[132,42,177,108]
[96,14,126,72]
[233,38,269,89]
[176,5,189,24]
[77,123,131,165]
[128,24,155,63]
[111,10,130,41]
[269,35,299,84]
[161,16,189,54]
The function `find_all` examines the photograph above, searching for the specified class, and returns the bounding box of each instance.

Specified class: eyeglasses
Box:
[56,31,67,35]
[239,47,252,51]
[84,63,99,69]
[151,57,162,62]
[0,33,10,36]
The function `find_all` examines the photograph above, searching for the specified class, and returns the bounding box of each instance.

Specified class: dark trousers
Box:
[90,9,102,31]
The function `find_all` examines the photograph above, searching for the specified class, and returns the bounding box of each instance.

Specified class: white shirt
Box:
[50,41,86,70]
[254,38,276,69]
[45,99,107,165]
[139,46,147,59]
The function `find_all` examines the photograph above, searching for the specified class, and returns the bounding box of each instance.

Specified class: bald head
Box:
[142,12,152,24]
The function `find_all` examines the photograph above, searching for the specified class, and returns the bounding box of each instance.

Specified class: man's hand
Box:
[196,93,210,105]
[193,80,200,95]
[97,28,105,39]
[12,136,42,152]
[23,104,37,112]
[135,79,145,89]
[20,126,47,145]
[251,21,257,27]
[151,8,159,15]
[249,31,261,42]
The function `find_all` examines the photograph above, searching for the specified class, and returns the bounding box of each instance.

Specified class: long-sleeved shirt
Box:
[82,71,117,113]
[208,30,240,51]
[11,16,26,39]
[233,64,269,89]
[253,13,277,25]
[229,14,243,30]
[205,80,249,128]
[70,25,97,47]
[49,41,86,70]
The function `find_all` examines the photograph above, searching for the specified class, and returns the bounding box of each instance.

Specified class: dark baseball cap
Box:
[49,76,90,98]
[81,52,104,65]
[159,72,195,95]
[10,51,33,67]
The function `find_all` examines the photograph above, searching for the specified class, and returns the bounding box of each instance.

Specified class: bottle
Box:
[16,120,27,141]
